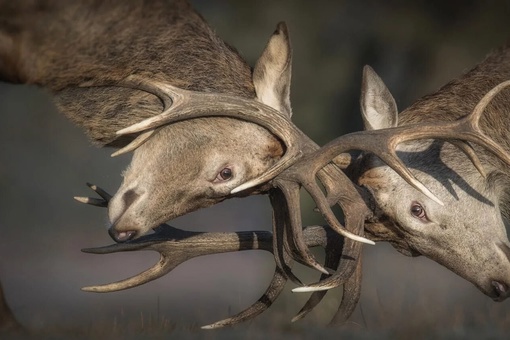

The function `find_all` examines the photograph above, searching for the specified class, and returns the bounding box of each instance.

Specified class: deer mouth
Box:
[491,280,510,302]
[108,228,137,243]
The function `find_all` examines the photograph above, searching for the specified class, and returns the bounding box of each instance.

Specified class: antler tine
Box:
[329,257,363,325]
[269,160,367,294]
[82,227,274,292]
[277,164,375,248]
[74,196,107,207]
[470,80,510,126]
[275,181,330,275]
[83,223,339,325]
[449,140,486,178]
[291,224,344,322]
[111,130,156,157]
[74,182,112,207]
[86,182,112,200]
[376,149,444,205]
[292,246,361,324]
[107,75,308,192]
[292,230,364,293]
[82,250,176,292]
[203,225,342,329]
[286,80,510,215]
[270,189,304,286]
[267,158,370,296]
[201,266,288,329]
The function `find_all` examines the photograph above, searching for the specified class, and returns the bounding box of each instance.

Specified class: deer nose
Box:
[492,280,510,301]
[108,209,140,242]
[108,227,137,243]
[107,189,142,243]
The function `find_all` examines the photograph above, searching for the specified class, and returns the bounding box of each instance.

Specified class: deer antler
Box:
[76,78,510,327]
[80,76,375,261]
[271,79,510,291]
[78,184,354,328]
[102,76,309,191]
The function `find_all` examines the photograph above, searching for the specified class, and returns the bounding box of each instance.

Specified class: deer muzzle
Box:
[491,280,510,302]
[108,188,145,242]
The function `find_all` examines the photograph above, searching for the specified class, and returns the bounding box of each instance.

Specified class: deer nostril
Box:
[492,280,509,301]
[108,227,137,243]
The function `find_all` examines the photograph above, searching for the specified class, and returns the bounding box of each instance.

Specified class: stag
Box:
[0,0,357,330]
[356,47,510,302]
[2,0,510,331]
[80,49,510,328]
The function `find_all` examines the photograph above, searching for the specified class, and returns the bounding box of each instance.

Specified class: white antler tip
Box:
[421,186,444,206]
[349,234,375,246]
[200,325,216,330]
[410,178,444,206]
[292,286,331,293]
[110,149,123,157]
[231,181,255,194]
[81,286,96,292]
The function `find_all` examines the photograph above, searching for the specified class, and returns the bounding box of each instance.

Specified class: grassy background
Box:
[1,0,510,338]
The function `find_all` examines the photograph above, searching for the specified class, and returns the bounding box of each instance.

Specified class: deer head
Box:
[356,66,510,301]
[105,23,294,242]
[6,0,510,329]
[79,73,510,328]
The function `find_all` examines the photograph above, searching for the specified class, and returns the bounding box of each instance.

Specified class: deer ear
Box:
[253,22,293,118]
[360,65,398,130]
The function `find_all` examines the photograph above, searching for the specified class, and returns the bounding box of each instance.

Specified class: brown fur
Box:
[398,45,510,214]
[0,0,290,329]
[358,44,510,300]
[0,0,258,145]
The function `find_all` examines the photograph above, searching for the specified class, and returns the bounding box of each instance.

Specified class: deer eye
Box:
[215,167,233,182]
[410,202,427,220]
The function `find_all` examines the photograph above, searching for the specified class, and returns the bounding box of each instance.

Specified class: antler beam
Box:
[79,185,351,328]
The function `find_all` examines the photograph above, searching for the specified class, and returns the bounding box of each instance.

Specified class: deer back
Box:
[2,0,295,242]
[0,0,255,145]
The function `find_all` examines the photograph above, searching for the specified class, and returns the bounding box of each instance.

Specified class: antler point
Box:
[200,324,216,330]
[74,196,89,204]
[292,286,329,293]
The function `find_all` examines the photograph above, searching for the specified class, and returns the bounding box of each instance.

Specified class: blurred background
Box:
[1,0,510,338]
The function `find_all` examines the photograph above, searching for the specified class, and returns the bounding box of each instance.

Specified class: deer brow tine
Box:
[114,77,305,193]
[377,148,444,205]
[111,130,156,157]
